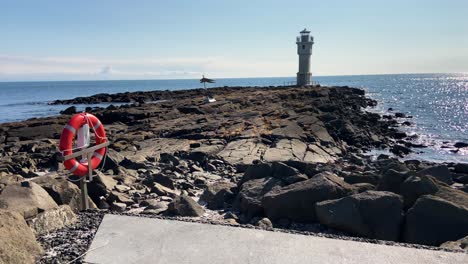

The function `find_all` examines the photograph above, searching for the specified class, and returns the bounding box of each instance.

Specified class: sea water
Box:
[0,73,466,163]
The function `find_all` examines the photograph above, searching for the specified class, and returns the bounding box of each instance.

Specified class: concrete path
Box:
[84,214,467,264]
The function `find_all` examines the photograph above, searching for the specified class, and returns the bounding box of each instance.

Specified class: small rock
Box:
[167,195,204,217]
[206,163,217,171]
[454,142,468,149]
[151,183,177,197]
[440,235,468,251]
[98,198,110,209]
[255,217,273,229]
[60,106,77,115]
[390,145,411,156]
[200,181,237,210]
[225,218,239,225]
[114,184,131,193]
[111,202,127,212]
[353,183,376,193]
[190,142,201,148]
[190,164,204,172]
[159,153,180,166]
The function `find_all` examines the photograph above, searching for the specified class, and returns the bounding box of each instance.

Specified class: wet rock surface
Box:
[0,85,467,262]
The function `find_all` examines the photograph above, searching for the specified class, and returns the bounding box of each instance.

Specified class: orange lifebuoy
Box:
[59,113,107,176]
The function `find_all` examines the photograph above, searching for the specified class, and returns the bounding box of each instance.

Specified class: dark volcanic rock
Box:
[390,144,411,156]
[240,163,273,184]
[454,163,468,174]
[399,175,439,208]
[167,195,204,217]
[316,191,404,241]
[177,106,205,115]
[454,142,468,149]
[377,169,411,193]
[271,162,308,184]
[343,172,380,185]
[262,172,355,222]
[235,177,283,219]
[60,106,77,115]
[200,181,237,210]
[416,165,453,185]
[240,162,307,185]
[403,195,468,246]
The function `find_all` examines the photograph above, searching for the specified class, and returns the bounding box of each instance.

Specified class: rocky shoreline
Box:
[1,85,467,263]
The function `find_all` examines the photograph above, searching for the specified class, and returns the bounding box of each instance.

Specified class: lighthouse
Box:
[296,28,314,86]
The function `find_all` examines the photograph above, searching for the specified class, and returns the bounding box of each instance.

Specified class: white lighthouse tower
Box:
[296,28,314,86]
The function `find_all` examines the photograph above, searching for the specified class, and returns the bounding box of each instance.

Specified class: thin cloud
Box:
[0,54,295,81]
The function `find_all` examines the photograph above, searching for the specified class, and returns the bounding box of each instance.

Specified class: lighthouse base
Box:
[296,72,312,86]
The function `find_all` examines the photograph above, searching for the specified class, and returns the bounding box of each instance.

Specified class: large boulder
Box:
[399,174,468,210]
[343,172,380,185]
[271,162,308,184]
[199,181,237,210]
[240,163,273,184]
[316,191,404,241]
[403,195,468,246]
[235,177,283,218]
[262,172,355,222]
[0,210,43,263]
[416,165,453,185]
[399,175,439,208]
[377,169,410,193]
[167,195,204,217]
[0,181,58,218]
[240,162,307,185]
[379,160,409,173]
[32,175,96,212]
[28,205,77,235]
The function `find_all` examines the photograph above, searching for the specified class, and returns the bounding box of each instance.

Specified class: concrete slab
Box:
[85,214,467,264]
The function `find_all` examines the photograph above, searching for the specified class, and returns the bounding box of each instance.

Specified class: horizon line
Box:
[0,72,466,83]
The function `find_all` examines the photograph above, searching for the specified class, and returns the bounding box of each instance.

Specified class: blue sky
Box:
[1,0,467,81]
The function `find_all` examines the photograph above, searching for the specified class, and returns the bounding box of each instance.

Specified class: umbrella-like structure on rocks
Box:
[200,75,216,103]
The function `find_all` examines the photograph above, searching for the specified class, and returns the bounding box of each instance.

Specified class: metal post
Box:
[80,176,89,210]
[80,152,92,211]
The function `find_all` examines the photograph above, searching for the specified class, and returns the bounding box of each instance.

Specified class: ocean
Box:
[0,73,467,163]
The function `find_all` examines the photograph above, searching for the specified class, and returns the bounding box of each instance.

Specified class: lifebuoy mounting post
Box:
[58,113,110,210]
[61,141,109,210]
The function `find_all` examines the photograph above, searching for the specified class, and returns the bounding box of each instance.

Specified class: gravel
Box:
[37,210,104,264]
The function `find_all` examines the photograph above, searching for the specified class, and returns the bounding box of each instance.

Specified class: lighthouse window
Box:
[302,45,305,49]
